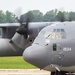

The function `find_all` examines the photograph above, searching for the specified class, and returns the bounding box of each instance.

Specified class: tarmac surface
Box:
[0,69,50,75]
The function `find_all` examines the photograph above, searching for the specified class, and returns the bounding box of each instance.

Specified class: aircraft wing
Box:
[0,22,56,28]
[0,23,20,27]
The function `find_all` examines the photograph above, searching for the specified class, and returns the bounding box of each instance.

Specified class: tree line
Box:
[0,10,16,23]
[0,9,75,23]
[20,9,75,22]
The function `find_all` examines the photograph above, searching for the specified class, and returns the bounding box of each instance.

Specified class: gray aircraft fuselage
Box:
[23,22,75,73]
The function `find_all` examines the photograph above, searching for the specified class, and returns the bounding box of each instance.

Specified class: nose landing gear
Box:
[51,71,66,75]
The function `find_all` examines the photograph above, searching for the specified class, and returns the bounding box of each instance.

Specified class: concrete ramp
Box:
[0,69,50,75]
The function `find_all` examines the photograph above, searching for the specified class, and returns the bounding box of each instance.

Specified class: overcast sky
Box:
[0,0,75,14]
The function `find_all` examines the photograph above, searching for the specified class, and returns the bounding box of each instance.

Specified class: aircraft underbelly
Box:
[43,65,75,72]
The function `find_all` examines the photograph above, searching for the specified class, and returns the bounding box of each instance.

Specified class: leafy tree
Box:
[31,10,43,22]
[0,10,6,23]
[68,12,75,21]
[20,11,34,22]
[5,11,16,23]
[43,10,57,22]
[20,10,43,22]
[56,11,65,22]
[63,11,69,21]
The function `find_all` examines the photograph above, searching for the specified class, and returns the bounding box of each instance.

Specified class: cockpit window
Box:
[53,29,56,32]
[38,29,66,39]
[57,29,60,32]
[51,29,67,39]
[61,29,65,32]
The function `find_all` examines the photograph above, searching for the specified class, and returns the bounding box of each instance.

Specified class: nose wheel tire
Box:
[51,71,66,75]
[51,72,55,75]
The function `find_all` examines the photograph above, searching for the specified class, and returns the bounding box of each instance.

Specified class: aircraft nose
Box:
[23,45,48,68]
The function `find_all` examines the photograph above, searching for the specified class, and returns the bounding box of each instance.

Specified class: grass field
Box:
[0,56,36,69]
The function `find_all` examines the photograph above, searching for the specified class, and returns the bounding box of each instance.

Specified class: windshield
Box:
[37,28,66,39]
[50,29,67,39]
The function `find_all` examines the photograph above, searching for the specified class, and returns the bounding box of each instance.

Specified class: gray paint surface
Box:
[23,22,75,73]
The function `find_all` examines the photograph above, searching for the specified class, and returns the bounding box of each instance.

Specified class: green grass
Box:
[0,56,36,69]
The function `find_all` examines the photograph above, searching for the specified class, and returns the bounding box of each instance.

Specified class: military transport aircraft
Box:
[23,22,75,75]
[0,21,75,75]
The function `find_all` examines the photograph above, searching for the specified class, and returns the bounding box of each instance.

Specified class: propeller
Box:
[10,8,32,50]
[14,8,32,39]
[16,18,30,39]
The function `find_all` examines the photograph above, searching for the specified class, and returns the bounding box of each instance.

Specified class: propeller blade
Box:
[14,7,22,19]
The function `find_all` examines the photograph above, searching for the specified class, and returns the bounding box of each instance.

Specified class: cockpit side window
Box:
[44,31,51,37]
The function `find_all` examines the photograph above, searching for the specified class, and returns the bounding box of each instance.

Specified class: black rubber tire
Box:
[51,72,55,75]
